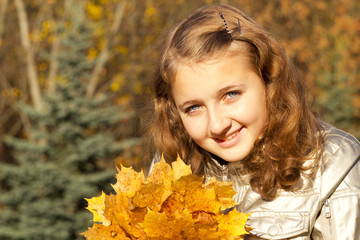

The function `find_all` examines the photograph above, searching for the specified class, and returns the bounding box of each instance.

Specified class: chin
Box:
[215,154,245,163]
[206,144,254,163]
[219,151,251,163]
[223,157,244,163]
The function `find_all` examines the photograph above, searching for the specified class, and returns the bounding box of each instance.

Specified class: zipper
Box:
[324,199,331,218]
[222,164,228,182]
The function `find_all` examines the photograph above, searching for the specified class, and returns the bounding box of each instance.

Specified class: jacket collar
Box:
[204,153,249,183]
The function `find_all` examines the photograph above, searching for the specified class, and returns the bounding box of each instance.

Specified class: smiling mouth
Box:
[214,127,243,142]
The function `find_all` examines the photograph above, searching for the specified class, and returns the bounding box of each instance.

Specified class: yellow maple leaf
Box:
[160,192,184,217]
[103,193,130,226]
[132,182,172,211]
[171,155,192,181]
[111,166,144,197]
[141,210,173,238]
[82,223,130,240]
[146,156,173,184]
[172,210,198,239]
[102,193,147,239]
[185,186,221,213]
[171,173,203,197]
[205,176,237,210]
[141,209,197,239]
[192,211,217,225]
[85,191,110,226]
[218,210,252,237]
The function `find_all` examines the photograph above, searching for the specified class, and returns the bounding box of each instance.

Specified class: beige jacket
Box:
[204,124,360,239]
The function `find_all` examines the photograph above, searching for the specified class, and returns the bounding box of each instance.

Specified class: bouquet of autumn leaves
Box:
[83,157,251,239]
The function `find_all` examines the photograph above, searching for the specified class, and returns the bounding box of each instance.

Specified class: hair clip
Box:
[219,12,232,40]
[238,19,242,35]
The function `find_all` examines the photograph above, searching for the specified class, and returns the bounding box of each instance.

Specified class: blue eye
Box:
[185,105,200,113]
[225,91,240,99]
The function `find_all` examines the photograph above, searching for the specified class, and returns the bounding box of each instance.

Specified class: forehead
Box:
[174,49,254,83]
[171,42,255,79]
[172,53,263,101]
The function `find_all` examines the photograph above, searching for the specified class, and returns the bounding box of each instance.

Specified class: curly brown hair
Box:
[145,4,323,200]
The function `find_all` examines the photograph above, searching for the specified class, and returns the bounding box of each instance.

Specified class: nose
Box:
[207,107,231,137]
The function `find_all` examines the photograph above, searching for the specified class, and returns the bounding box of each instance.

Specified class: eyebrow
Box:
[216,84,246,96]
[178,99,200,111]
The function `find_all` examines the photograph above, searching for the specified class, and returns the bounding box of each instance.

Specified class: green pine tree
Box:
[0,5,138,240]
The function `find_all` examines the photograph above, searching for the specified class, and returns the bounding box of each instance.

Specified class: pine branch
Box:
[47,35,60,94]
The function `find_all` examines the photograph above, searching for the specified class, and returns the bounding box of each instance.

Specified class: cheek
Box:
[181,117,205,141]
[252,99,268,132]
[239,96,267,128]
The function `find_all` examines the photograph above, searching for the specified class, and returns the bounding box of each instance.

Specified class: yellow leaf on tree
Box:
[86,2,102,20]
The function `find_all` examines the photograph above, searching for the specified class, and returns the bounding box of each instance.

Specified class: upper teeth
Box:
[220,130,239,141]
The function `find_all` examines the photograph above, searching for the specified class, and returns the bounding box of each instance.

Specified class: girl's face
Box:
[172,53,268,163]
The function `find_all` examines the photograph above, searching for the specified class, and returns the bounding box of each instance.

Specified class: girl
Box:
[146,4,360,239]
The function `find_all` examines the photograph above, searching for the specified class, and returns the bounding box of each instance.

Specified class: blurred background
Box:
[0,0,359,239]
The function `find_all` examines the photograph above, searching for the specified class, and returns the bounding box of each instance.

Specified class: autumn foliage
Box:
[83,157,251,239]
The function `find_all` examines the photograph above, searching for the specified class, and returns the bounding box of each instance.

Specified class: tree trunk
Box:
[86,0,127,97]
[0,0,8,45]
[14,0,43,112]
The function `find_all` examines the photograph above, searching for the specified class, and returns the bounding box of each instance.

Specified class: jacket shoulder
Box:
[322,122,360,159]
[313,123,360,240]
[319,122,360,199]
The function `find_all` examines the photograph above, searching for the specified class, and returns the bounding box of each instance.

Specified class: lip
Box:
[212,126,244,148]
